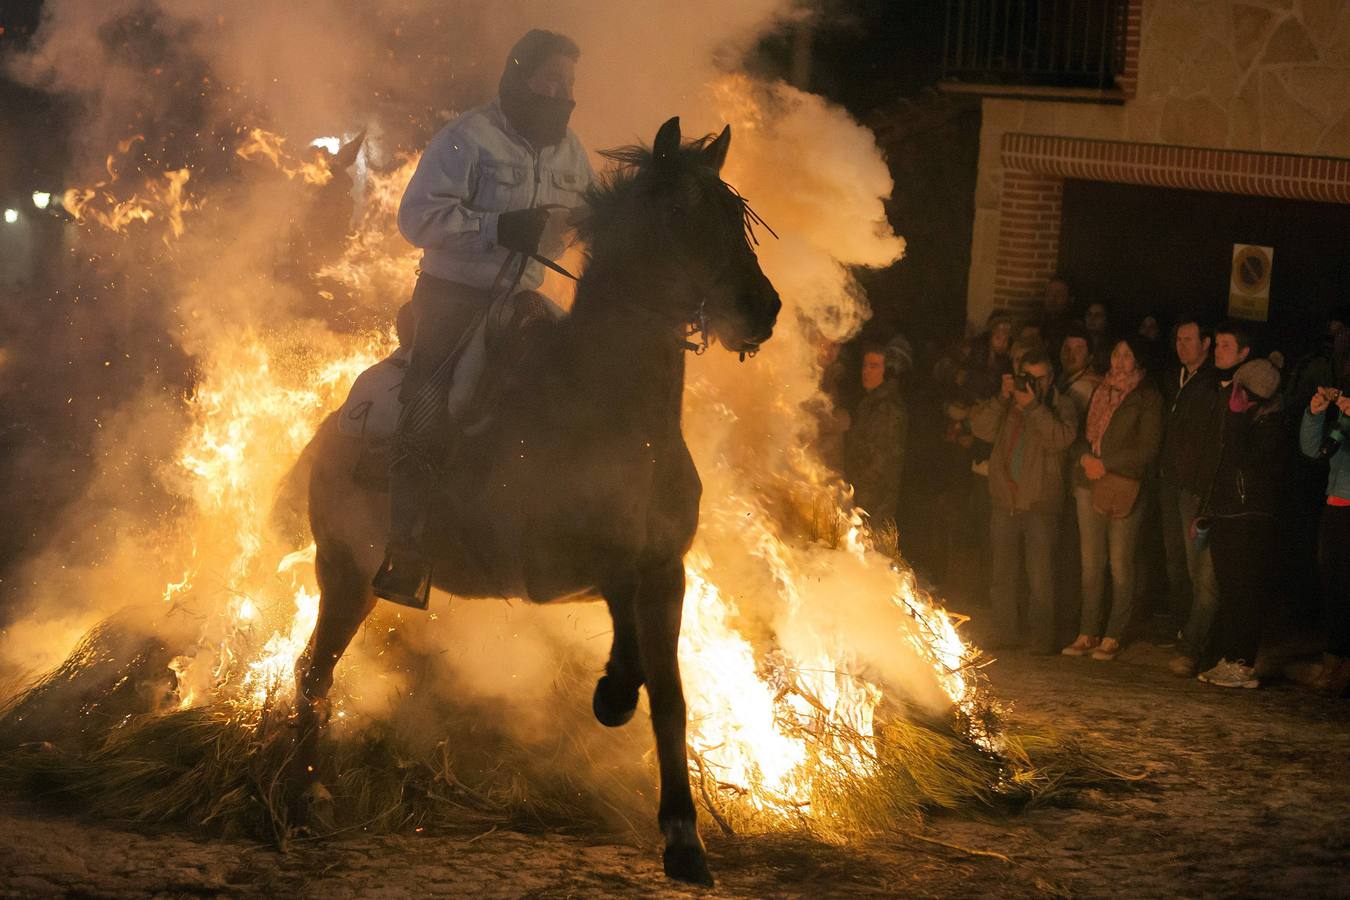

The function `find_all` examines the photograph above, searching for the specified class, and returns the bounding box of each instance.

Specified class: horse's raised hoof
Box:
[663,842,715,888]
[592,674,639,728]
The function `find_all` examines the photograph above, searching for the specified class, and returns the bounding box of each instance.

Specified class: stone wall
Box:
[966,0,1350,326]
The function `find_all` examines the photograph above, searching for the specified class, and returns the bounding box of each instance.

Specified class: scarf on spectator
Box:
[1085,368,1144,456]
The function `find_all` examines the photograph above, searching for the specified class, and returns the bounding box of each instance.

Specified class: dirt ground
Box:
[4,641,1348,899]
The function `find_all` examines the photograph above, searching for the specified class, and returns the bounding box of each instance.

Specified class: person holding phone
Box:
[1302,384,1350,696]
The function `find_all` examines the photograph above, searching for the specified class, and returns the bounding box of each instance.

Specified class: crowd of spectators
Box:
[832,278,1350,694]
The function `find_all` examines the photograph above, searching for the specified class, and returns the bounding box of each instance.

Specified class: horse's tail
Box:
[270,412,336,545]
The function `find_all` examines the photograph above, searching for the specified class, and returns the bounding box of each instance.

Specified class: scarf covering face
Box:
[500,87,574,148]
[1085,367,1145,456]
[498,29,579,149]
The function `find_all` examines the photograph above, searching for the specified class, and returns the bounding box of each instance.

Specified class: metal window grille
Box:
[942,0,1128,90]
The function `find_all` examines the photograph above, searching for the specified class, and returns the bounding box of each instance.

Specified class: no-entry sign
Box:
[1228,243,1273,322]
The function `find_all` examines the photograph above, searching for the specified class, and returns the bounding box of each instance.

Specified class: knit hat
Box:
[1234,358,1280,399]
[885,334,914,376]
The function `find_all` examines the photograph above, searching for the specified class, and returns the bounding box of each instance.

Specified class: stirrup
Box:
[372,552,432,610]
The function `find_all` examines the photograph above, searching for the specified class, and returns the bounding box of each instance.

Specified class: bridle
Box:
[497,180,775,361]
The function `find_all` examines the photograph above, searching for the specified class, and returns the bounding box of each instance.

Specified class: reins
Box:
[490,172,775,361]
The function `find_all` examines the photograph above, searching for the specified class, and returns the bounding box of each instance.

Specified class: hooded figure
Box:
[499,29,581,149]
[375,29,595,607]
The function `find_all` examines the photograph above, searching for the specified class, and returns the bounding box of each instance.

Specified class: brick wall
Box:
[987,133,1350,316]
[1115,0,1141,99]
[992,171,1063,317]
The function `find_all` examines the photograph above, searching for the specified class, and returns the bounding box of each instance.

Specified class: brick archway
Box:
[993,133,1350,315]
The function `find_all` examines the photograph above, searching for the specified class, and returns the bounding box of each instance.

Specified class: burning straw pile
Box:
[0,604,1126,850]
[0,8,1134,858]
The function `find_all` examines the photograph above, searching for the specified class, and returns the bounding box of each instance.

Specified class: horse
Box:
[292,116,781,887]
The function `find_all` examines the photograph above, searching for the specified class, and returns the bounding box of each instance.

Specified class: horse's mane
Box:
[577,135,774,252]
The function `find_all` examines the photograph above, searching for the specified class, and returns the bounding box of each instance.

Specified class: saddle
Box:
[339,290,555,491]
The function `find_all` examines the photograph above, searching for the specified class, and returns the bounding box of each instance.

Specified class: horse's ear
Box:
[334,130,366,169]
[702,125,730,173]
[653,117,681,171]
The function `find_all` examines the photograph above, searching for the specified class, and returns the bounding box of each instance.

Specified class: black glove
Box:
[496,207,551,256]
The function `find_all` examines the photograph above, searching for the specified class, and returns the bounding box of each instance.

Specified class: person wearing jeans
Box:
[1157,318,1224,675]
[971,350,1079,653]
[1063,337,1163,661]
[1172,487,1219,665]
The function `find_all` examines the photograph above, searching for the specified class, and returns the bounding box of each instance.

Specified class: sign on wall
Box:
[1228,243,1273,322]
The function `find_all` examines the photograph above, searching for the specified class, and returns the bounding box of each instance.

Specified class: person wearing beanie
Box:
[1194,348,1285,690]
[376,29,595,606]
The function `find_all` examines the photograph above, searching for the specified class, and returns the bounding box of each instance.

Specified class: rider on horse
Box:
[374,29,594,606]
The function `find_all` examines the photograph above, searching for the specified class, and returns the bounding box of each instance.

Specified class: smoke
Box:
[1,0,967,821]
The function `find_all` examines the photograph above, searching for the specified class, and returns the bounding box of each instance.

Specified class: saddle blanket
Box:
[337,289,557,443]
[338,348,409,440]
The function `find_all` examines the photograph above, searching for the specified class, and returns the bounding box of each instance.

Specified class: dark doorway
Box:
[1057,178,1350,357]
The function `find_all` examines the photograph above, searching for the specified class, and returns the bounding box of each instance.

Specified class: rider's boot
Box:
[372,468,432,610]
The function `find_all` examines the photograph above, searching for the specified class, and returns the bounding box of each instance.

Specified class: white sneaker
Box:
[1197,659,1259,689]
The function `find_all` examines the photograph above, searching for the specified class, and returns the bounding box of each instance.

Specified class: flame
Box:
[62,167,196,245]
[236,126,334,185]
[167,336,387,707]
[44,77,979,824]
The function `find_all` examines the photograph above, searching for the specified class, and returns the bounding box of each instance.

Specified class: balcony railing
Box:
[942,0,1128,93]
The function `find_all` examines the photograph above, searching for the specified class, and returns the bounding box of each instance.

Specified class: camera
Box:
[1014,372,1036,393]
[1317,388,1350,458]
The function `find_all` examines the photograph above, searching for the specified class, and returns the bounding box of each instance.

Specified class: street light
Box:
[32,192,51,210]
[3,209,18,225]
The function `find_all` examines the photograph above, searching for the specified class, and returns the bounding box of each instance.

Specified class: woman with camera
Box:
[1301,383,1350,696]
[1062,336,1163,661]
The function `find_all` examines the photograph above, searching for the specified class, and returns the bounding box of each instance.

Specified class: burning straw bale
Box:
[0,617,1134,850]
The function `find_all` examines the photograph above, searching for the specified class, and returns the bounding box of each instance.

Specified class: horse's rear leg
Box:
[292,543,376,784]
[634,557,713,888]
[594,577,644,727]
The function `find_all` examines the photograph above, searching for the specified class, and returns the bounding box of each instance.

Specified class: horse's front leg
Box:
[594,575,644,727]
[290,542,376,812]
[634,556,712,888]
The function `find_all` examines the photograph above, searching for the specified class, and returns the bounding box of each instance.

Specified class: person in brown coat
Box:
[971,349,1079,652]
[1062,336,1164,661]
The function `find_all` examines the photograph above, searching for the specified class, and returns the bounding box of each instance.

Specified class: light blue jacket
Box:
[1301,408,1350,501]
[397,99,594,292]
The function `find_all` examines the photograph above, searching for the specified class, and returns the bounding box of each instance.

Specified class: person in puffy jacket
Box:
[1195,358,1285,689]
[1301,382,1350,696]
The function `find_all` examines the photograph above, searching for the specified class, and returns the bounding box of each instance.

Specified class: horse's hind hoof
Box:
[592,675,639,728]
[663,842,715,888]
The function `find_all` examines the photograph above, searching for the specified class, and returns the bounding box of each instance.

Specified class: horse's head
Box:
[585,117,781,354]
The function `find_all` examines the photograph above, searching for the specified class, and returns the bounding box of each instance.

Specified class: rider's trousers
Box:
[387,274,487,553]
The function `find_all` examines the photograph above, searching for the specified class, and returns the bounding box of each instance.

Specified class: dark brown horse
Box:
[293,117,780,886]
